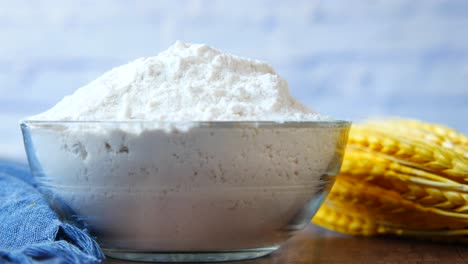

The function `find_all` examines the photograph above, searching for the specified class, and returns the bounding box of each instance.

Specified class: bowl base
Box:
[103,246,279,262]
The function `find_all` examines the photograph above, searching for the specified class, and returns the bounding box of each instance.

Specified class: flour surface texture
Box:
[29,41,325,121]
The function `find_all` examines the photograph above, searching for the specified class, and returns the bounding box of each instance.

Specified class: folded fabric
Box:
[0,160,104,264]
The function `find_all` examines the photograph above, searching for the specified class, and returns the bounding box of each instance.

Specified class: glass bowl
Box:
[20,120,350,262]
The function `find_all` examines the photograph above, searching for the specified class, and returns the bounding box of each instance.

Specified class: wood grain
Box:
[105,224,468,264]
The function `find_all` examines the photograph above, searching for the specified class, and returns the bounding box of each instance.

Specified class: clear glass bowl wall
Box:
[21,121,350,262]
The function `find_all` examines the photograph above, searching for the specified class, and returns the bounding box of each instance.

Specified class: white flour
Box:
[24,42,346,253]
[29,41,325,122]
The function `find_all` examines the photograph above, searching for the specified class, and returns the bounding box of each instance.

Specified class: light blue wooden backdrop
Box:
[1,0,467,160]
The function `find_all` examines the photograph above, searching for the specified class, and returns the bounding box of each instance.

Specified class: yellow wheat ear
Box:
[349,125,468,182]
[313,119,468,239]
[363,118,468,159]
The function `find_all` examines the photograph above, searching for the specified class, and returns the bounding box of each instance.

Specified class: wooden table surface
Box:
[105,224,468,264]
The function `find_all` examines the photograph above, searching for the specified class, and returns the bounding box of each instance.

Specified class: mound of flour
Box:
[29,41,325,121]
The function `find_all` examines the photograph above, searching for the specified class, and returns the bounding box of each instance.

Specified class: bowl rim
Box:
[21,120,351,128]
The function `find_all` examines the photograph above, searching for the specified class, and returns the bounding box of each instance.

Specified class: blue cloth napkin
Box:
[0,160,105,264]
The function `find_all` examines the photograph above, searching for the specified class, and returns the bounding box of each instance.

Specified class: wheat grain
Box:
[313,202,468,239]
[390,119,468,147]
[313,202,380,236]
[364,119,468,158]
[349,126,468,182]
[341,171,468,213]
[342,149,460,184]
[328,176,468,228]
